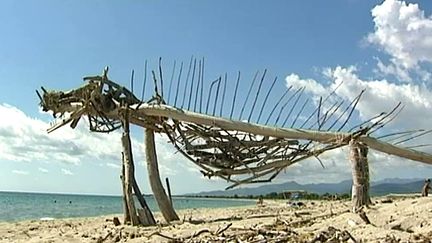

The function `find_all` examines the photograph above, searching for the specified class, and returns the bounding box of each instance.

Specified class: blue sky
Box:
[1,0,432,195]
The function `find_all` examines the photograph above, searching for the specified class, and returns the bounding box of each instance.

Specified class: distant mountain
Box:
[371,180,424,195]
[186,178,425,197]
[372,178,423,185]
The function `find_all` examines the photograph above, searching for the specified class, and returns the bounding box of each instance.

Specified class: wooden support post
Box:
[165,177,173,206]
[349,139,371,212]
[361,144,372,205]
[120,154,130,224]
[131,177,156,225]
[145,128,180,222]
[121,118,139,226]
[120,108,155,226]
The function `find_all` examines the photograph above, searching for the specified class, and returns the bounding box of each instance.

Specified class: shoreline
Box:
[0,202,256,224]
[0,193,256,223]
[1,195,432,242]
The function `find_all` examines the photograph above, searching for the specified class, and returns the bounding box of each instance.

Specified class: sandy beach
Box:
[1,195,432,242]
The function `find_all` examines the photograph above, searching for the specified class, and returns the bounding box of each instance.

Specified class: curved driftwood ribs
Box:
[37,64,432,218]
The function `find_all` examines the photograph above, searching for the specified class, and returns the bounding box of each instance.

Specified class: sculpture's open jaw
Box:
[36,86,85,133]
[46,108,85,133]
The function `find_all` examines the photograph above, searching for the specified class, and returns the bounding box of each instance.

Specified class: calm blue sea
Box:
[0,191,253,222]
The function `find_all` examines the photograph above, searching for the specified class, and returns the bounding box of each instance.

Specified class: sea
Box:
[0,191,254,222]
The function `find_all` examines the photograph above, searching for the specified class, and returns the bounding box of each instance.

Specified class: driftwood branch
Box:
[38,68,432,190]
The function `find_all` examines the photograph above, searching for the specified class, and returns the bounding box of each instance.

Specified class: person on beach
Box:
[422,179,431,197]
[257,195,264,206]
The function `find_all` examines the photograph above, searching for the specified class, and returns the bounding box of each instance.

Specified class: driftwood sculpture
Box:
[37,59,432,225]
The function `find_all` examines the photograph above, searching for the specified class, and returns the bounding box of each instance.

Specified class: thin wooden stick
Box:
[167,60,176,104]
[219,73,227,117]
[174,62,184,107]
[239,71,259,120]
[187,58,197,110]
[141,60,148,101]
[181,56,194,108]
[230,71,241,119]
[247,69,267,122]
[158,57,164,98]
[265,85,292,125]
[257,76,277,123]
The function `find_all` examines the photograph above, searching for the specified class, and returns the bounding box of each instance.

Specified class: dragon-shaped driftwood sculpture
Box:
[37,61,432,226]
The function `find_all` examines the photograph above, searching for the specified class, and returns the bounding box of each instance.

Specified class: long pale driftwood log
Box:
[121,115,140,226]
[46,100,432,165]
[145,128,180,222]
[121,111,156,225]
[131,104,432,165]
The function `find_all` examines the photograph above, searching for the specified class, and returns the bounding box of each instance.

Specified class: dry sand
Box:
[1,195,432,242]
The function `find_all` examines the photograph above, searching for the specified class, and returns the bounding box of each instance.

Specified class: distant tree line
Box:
[185,191,351,200]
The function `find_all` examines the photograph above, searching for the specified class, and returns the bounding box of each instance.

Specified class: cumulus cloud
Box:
[61,168,74,176]
[38,167,49,173]
[106,163,121,169]
[0,103,143,166]
[0,103,189,180]
[367,0,432,81]
[278,0,432,184]
[288,66,432,130]
[12,170,29,175]
[286,73,327,97]
[280,65,432,183]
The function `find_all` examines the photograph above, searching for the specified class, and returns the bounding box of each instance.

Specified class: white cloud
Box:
[153,133,188,177]
[298,66,432,130]
[279,66,432,183]
[38,167,49,173]
[0,103,188,182]
[367,0,432,81]
[61,168,74,176]
[286,73,327,96]
[12,170,29,175]
[106,162,121,169]
[278,0,432,184]
[0,103,142,166]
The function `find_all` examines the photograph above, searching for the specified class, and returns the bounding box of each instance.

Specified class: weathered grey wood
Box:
[121,115,139,226]
[165,177,173,206]
[47,101,432,165]
[134,104,351,142]
[138,208,155,226]
[360,136,432,165]
[350,139,370,212]
[145,128,179,222]
[121,110,156,226]
[120,156,130,224]
[121,111,156,226]
[131,104,432,165]
[39,69,432,229]
[131,177,156,225]
[362,144,372,205]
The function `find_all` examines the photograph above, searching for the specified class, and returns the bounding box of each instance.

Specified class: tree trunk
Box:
[121,111,156,226]
[145,128,180,222]
[350,139,370,212]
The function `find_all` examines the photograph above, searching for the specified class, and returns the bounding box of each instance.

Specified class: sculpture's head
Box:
[36,68,140,133]
[36,81,100,116]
